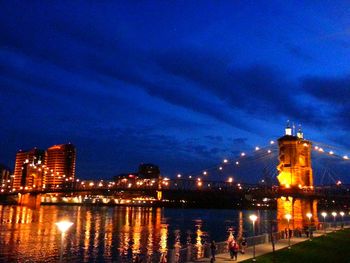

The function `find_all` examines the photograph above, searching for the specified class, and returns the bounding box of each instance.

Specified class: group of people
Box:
[210,236,247,262]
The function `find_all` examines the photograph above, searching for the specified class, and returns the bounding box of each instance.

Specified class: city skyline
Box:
[1,1,350,181]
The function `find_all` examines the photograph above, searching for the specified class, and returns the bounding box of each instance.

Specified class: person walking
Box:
[233,241,239,261]
[240,238,247,254]
[210,240,217,262]
[228,240,235,260]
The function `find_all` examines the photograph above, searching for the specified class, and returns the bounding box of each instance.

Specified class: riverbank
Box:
[195,226,350,262]
[240,228,350,263]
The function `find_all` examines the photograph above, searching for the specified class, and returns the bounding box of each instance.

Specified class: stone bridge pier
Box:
[17,193,41,209]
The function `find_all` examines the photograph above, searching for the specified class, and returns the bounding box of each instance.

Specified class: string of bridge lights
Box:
[171,139,350,184]
[312,144,350,160]
[311,143,350,186]
[173,139,278,183]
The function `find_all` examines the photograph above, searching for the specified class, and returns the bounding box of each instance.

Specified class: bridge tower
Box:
[276,123,318,230]
[277,123,313,189]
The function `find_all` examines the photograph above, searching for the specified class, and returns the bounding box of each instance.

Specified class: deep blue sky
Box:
[1,1,350,181]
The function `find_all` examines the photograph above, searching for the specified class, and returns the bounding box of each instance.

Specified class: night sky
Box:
[1,1,350,182]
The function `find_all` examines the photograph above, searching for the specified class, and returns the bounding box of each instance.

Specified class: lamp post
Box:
[340,211,345,229]
[306,213,312,241]
[332,212,337,230]
[249,214,258,262]
[321,212,327,235]
[56,221,73,262]
[285,214,292,249]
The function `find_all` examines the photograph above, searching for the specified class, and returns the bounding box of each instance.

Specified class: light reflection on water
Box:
[0,205,273,262]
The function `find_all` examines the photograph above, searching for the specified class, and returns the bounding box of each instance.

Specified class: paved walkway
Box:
[194,229,338,262]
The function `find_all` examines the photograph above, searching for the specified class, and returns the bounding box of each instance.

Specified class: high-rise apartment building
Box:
[12,144,76,190]
[44,143,76,189]
[13,148,46,190]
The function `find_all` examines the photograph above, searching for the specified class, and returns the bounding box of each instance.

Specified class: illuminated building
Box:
[12,148,46,190]
[277,123,313,189]
[20,161,46,190]
[44,143,76,189]
[0,164,12,192]
[276,123,318,230]
[0,164,11,184]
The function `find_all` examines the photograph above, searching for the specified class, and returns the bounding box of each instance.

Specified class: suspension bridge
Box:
[1,125,350,209]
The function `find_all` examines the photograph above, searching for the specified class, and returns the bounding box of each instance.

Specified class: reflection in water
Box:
[277,197,318,232]
[0,205,274,262]
[195,220,204,258]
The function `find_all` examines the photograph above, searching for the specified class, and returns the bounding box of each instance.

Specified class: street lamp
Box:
[332,212,337,230]
[249,214,258,262]
[321,212,327,235]
[56,221,73,262]
[340,211,345,229]
[285,214,292,249]
[306,213,312,240]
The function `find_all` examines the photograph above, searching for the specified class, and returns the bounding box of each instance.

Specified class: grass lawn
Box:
[241,229,350,263]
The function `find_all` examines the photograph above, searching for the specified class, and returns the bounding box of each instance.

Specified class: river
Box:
[0,205,275,262]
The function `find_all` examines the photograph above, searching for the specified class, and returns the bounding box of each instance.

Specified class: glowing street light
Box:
[223,159,228,163]
[321,212,327,234]
[306,213,312,240]
[56,221,73,233]
[340,211,345,229]
[332,212,337,229]
[285,214,292,249]
[249,214,258,262]
[56,221,73,262]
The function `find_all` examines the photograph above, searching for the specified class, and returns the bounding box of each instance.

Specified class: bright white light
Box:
[270,140,274,144]
[267,150,271,153]
[203,171,207,175]
[219,166,223,170]
[343,155,349,160]
[340,211,345,217]
[332,212,337,217]
[177,174,181,178]
[249,214,258,222]
[318,148,324,152]
[55,221,73,233]
[306,213,312,220]
[241,152,245,157]
[321,212,327,218]
[227,177,233,183]
[255,146,260,151]
[285,214,292,221]
[315,146,319,150]
[223,159,228,163]
[236,161,239,165]
[329,151,334,155]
